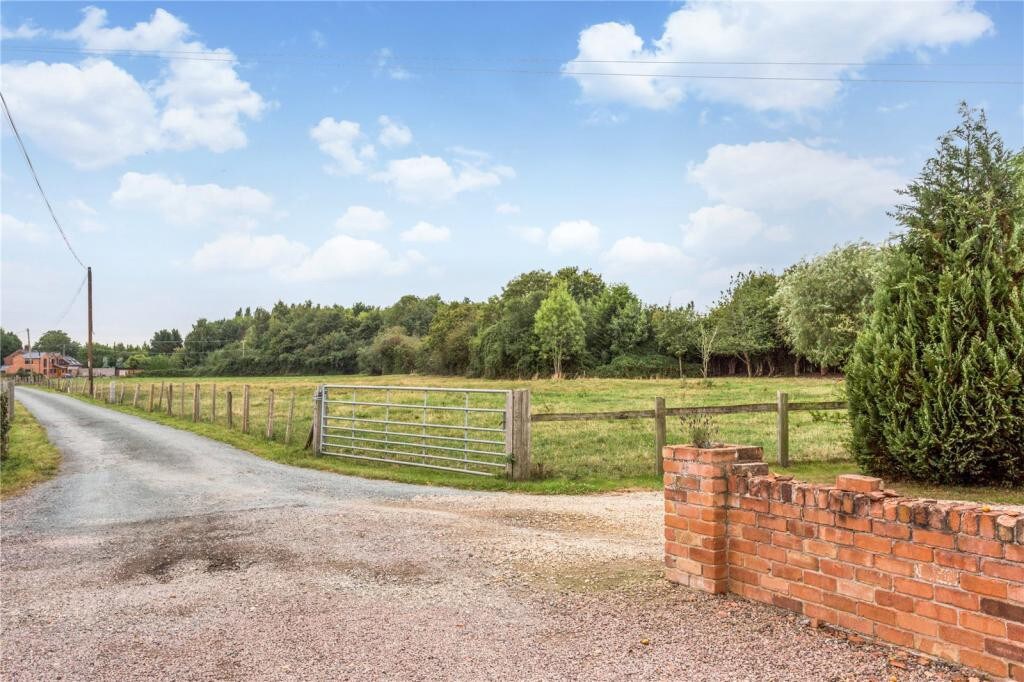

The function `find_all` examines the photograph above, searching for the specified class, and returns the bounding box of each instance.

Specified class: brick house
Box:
[1,350,83,377]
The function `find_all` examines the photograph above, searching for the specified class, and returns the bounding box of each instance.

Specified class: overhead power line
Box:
[3,45,1020,85]
[53,272,89,327]
[0,89,87,270]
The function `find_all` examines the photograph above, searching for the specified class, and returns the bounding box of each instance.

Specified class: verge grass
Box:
[46,375,1020,504]
[1,402,61,498]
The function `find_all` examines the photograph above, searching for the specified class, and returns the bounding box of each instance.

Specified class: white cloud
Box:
[310,118,376,175]
[496,202,521,215]
[0,213,50,244]
[687,140,902,214]
[400,221,450,242]
[0,8,265,167]
[0,59,163,168]
[603,237,683,272]
[1,22,44,39]
[191,233,308,272]
[335,205,390,233]
[377,115,412,148]
[372,155,509,203]
[111,172,275,230]
[285,235,422,280]
[547,220,601,254]
[682,205,769,249]
[563,1,993,112]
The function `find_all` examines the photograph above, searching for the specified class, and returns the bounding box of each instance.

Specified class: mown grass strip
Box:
[1,402,62,498]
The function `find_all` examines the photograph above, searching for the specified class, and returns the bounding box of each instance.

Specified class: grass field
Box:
[1,402,62,498]
[45,374,1022,504]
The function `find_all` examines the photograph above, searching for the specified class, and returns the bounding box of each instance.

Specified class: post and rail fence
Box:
[27,377,844,481]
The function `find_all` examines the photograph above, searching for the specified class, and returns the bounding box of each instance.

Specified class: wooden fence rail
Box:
[532,393,847,473]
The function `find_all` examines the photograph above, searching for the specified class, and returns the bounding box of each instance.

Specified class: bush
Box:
[591,353,680,378]
[846,106,1024,486]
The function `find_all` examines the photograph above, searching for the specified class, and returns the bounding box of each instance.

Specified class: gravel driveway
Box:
[2,389,965,680]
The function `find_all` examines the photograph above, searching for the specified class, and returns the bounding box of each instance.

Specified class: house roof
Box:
[5,350,83,365]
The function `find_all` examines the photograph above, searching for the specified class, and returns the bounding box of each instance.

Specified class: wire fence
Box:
[45,376,310,447]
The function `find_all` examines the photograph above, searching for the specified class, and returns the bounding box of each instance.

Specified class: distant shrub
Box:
[680,412,719,449]
[591,353,680,378]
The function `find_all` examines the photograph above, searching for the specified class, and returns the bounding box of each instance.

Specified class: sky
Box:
[1,1,1022,345]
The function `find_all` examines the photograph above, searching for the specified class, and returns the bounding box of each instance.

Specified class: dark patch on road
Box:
[115,518,294,582]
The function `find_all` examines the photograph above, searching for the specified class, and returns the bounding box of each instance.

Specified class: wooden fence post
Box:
[309,387,323,452]
[226,391,234,428]
[158,382,165,410]
[167,384,174,415]
[265,389,275,439]
[777,391,790,467]
[242,385,250,433]
[654,396,666,477]
[148,384,156,412]
[285,391,296,444]
[192,384,200,422]
[211,383,217,423]
[132,384,140,408]
[119,384,126,404]
[509,389,532,481]
[179,382,184,417]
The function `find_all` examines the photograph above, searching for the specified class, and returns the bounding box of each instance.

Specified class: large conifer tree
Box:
[846,105,1024,485]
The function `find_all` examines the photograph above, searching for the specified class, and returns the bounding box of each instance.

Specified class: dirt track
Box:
[2,389,964,680]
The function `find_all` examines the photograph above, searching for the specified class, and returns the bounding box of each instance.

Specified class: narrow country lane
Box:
[1,389,958,681]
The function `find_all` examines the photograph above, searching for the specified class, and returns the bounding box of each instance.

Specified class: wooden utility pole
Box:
[87,266,94,397]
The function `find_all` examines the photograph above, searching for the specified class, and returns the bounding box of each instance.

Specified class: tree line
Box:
[1,244,883,380]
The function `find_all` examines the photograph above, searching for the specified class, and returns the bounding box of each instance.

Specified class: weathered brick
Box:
[915,600,958,625]
[958,533,1005,558]
[804,570,837,592]
[896,611,940,637]
[913,528,956,549]
[893,540,934,562]
[981,559,1024,583]
[961,611,1008,637]
[836,474,883,493]
[940,624,985,651]
[936,586,979,610]
[853,533,893,554]
[961,649,1010,678]
[894,577,934,599]
[962,573,1009,599]
[981,598,1024,624]
[875,589,915,612]
[875,623,915,647]
[857,602,898,625]
[935,549,979,572]
[986,638,1024,664]
[772,594,803,614]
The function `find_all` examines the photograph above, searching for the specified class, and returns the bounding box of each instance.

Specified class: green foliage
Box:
[711,271,783,376]
[149,329,183,355]
[591,353,679,378]
[585,284,651,365]
[357,326,421,375]
[680,412,719,449]
[420,301,480,375]
[0,329,23,359]
[0,391,9,459]
[652,302,700,376]
[847,105,1024,486]
[533,282,585,378]
[33,329,81,356]
[774,242,883,371]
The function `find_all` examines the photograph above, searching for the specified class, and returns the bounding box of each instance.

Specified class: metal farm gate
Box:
[316,384,530,479]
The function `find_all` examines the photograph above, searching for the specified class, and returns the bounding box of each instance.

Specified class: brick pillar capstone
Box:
[663,444,766,593]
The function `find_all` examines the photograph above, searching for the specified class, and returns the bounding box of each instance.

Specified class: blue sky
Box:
[1,1,1022,344]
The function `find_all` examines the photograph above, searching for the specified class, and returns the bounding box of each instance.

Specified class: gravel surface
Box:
[2,389,969,681]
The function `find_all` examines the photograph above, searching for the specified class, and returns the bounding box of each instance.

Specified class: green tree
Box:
[357,326,421,375]
[847,105,1024,485]
[712,272,783,376]
[0,329,23,359]
[533,282,585,379]
[653,303,700,377]
[585,284,650,365]
[149,329,183,355]
[421,301,480,375]
[33,329,81,357]
[773,242,883,373]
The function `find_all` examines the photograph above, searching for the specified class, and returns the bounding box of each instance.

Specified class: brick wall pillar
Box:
[664,444,766,593]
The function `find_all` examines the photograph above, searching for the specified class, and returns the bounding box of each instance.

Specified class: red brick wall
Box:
[664,445,1024,680]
